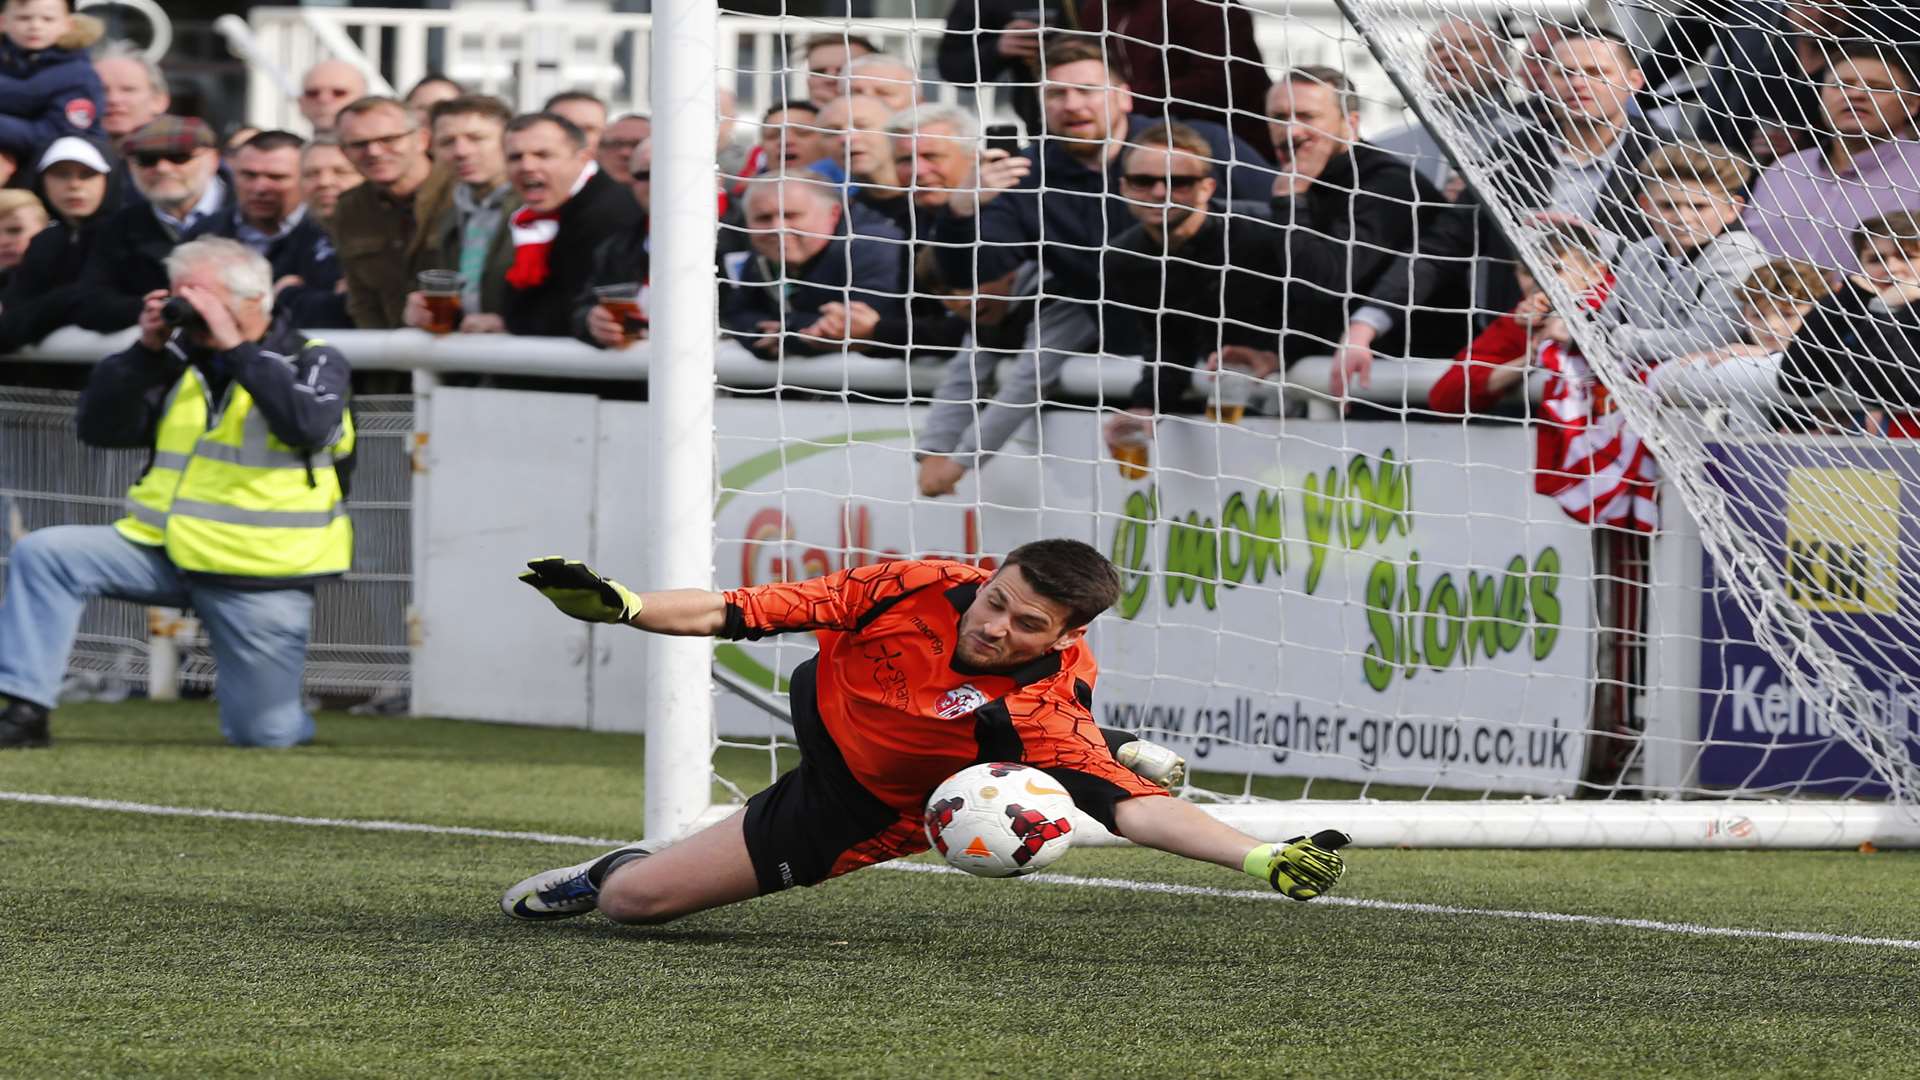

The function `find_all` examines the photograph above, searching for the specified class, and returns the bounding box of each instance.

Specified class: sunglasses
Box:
[132,151,198,168]
[631,170,650,181]
[1120,173,1206,191]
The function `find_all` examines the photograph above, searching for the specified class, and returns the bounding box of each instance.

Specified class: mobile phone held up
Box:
[984,123,1024,159]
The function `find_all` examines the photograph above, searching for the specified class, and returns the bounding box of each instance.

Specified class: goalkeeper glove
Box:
[1244,829,1351,901]
[1115,739,1187,790]
[519,557,644,624]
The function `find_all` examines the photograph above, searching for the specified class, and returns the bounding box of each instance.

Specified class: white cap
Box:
[37,136,111,176]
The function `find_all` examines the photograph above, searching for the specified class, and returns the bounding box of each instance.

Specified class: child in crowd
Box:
[0,0,105,162]
[1599,141,1773,364]
[1647,258,1833,432]
[0,186,46,284]
[1428,225,1659,531]
[1778,210,1920,437]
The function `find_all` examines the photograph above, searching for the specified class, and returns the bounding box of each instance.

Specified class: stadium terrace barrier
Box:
[9,328,1521,410]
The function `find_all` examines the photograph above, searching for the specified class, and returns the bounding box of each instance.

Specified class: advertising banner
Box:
[1697,440,1920,793]
[713,403,1595,793]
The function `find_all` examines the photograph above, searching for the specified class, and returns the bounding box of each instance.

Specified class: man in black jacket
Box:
[498,111,641,337]
[73,115,231,332]
[220,129,346,328]
[1102,122,1282,452]
[0,133,120,354]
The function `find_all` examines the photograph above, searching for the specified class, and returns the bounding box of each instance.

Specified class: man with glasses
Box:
[577,136,651,349]
[598,112,650,185]
[917,37,1265,497]
[75,115,231,332]
[299,60,368,135]
[1101,122,1284,457]
[330,94,453,329]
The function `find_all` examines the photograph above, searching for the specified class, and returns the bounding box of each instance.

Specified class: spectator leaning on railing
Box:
[920,36,1267,496]
[0,133,116,351]
[399,95,517,334]
[1648,257,1835,432]
[870,104,983,357]
[1255,66,1471,395]
[0,237,354,751]
[74,116,231,333]
[1740,41,1920,275]
[1777,210,1920,436]
[577,136,652,350]
[331,95,454,330]
[1596,141,1771,365]
[1102,121,1283,459]
[493,111,639,338]
[721,175,905,359]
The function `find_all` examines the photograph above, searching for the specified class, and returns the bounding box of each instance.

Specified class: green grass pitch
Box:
[2,702,1916,1079]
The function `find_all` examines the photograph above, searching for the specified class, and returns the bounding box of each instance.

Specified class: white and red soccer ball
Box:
[923,762,1077,877]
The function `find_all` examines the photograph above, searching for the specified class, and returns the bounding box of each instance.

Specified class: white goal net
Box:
[698,0,1920,846]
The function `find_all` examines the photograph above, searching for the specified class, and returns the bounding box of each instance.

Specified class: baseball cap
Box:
[122,116,217,157]
[37,136,111,176]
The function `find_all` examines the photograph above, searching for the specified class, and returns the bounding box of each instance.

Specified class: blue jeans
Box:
[0,525,316,747]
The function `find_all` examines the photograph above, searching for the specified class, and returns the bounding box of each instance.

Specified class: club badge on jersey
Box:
[935,684,988,720]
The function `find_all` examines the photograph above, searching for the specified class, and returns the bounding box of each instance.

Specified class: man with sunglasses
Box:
[329,94,454,330]
[74,115,232,332]
[1101,122,1284,458]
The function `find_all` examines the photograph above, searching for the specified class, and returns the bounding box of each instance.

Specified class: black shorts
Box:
[741,659,920,894]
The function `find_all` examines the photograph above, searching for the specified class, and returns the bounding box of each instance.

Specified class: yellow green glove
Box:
[519,557,644,624]
[1244,829,1351,901]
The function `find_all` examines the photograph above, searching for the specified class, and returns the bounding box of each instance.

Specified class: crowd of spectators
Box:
[0,0,1917,489]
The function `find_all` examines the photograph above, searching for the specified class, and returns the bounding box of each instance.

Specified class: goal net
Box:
[688,0,1920,846]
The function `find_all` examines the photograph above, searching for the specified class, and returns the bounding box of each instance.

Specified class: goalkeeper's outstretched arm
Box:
[519,557,725,634]
[1112,795,1350,901]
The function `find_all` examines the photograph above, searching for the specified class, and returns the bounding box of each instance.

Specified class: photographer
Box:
[0,238,353,751]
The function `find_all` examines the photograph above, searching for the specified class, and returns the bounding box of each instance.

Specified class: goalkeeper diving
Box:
[502,539,1350,924]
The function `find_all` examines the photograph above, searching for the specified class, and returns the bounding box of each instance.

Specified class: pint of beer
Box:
[417,270,463,334]
[594,282,647,345]
[1111,430,1150,480]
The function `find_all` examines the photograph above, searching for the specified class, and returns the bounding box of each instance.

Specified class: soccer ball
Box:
[923,762,1077,878]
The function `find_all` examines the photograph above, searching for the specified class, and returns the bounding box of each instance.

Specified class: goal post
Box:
[646,0,1920,847]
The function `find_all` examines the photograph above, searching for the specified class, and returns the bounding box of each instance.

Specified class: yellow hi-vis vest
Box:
[113,351,355,581]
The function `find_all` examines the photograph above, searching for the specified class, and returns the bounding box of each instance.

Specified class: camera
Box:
[159,296,207,335]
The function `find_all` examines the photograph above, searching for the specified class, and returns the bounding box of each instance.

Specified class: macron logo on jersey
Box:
[935,684,988,720]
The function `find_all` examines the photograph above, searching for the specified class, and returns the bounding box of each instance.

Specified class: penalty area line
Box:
[5,789,1916,952]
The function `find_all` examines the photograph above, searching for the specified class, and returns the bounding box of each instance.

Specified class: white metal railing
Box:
[232,3,1473,136]
[7,327,1481,412]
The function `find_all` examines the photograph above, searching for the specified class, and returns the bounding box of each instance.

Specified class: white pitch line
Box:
[5,789,1917,952]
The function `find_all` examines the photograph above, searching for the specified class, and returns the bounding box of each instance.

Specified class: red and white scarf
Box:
[1535,335,1661,533]
[506,162,598,290]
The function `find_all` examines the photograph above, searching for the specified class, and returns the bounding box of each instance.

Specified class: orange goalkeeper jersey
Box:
[721,559,1167,824]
